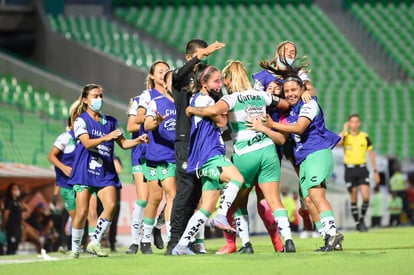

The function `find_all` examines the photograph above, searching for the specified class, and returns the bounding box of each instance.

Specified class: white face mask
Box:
[90,98,103,112]
[277,57,295,69]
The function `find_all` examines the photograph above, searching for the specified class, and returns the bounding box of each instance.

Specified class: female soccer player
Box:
[172,65,244,255]
[187,60,296,253]
[68,83,148,259]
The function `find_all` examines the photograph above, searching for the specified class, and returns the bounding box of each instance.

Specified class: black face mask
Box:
[208,88,223,102]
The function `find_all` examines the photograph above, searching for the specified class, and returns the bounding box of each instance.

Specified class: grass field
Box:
[0,227,413,275]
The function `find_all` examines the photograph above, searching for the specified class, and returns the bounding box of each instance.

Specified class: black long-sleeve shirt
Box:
[172,56,200,142]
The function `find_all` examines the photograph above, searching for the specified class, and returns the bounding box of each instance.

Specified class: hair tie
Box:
[200,66,213,82]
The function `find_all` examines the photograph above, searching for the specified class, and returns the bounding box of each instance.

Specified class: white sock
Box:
[321,216,337,237]
[71,228,84,254]
[178,210,209,247]
[165,220,171,240]
[91,217,111,245]
[235,214,250,246]
[131,202,145,244]
[216,182,240,217]
[195,221,205,242]
[274,209,292,241]
[141,218,154,243]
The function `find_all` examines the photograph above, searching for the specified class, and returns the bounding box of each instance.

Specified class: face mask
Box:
[200,57,208,65]
[208,89,223,102]
[277,57,295,69]
[90,98,103,112]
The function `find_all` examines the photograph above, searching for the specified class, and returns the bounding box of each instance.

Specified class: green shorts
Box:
[197,155,234,191]
[144,162,176,181]
[60,186,76,211]
[73,184,99,195]
[132,159,146,174]
[232,144,280,189]
[299,148,334,198]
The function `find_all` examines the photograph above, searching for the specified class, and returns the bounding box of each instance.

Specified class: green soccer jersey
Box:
[221,89,274,156]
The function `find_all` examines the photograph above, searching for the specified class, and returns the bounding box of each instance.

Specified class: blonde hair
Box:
[222,60,251,94]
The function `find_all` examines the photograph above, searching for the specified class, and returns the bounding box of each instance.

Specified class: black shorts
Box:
[344,165,370,192]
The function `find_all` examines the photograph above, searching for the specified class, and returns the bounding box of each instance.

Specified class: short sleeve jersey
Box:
[342,131,373,165]
[68,112,121,189]
[287,97,340,165]
[128,96,147,166]
[221,89,274,155]
[52,129,76,188]
[252,69,310,91]
[187,92,225,173]
[145,95,176,164]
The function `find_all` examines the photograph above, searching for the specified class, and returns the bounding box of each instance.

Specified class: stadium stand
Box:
[0,72,132,182]
[110,1,414,159]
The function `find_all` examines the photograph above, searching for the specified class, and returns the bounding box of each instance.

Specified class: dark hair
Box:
[190,63,219,93]
[185,39,208,55]
[146,60,170,90]
[5,183,19,201]
[259,59,305,88]
[348,113,360,121]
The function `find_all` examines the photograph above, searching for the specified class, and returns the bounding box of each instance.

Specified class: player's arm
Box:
[186,100,229,118]
[337,121,349,145]
[245,117,286,145]
[367,141,380,185]
[47,146,71,177]
[116,133,148,149]
[266,115,311,135]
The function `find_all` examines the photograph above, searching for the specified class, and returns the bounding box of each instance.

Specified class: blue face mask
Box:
[90,98,103,112]
[277,57,295,69]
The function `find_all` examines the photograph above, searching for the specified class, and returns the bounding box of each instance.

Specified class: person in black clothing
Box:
[165,39,225,255]
[2,183,25,255]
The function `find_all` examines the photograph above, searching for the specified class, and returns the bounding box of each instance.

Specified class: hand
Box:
[342,122,349,133]
[185,106,193,117]
[264,114,275,129]
[106,129,123,141]
[154,112,168,125]
[374,171,381,185]
[62,165,72,177]
[198,41,225,59]
[245,117,266,132]
[137,134,148,144]
[301,90,312,103]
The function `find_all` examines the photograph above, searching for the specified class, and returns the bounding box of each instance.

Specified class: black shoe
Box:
[357,219,368,232]
[164,241,177,256]
[319,232,344,252]
[315,237,343,252]
[153,227,164,249]
[284,239,296,253]
[189,242,207,254]
[125,244,139,254]
[237,242,254,254]
[140,242,153,254]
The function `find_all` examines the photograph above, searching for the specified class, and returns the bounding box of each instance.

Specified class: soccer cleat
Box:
[140,242,153,254]
[172,245,196,256]
[356,219,368,232]
[213,214,237,233]
[315,236,343,252]
[164,240,177,255]
[125,244,139,254]
[68,251,79,259]
[86,242,108,257]
[318,232,344,252]
[298,209,314,231]
[237,242,254,254]
[284,239,296,253]
[215,243,237,254]
[190,242,207,254]
[153,227,164,249]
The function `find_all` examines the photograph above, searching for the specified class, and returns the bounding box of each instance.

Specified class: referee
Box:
[339,114,380,232]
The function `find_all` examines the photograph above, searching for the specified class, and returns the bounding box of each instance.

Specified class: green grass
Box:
[1,227,413,274]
